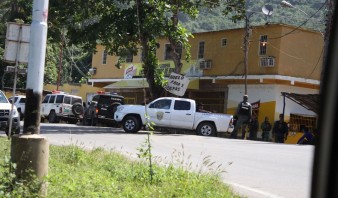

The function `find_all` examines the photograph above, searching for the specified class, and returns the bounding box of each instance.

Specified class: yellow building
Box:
[89,23,323,142]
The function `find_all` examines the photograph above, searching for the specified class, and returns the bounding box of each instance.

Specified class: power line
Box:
[269,1,327,40]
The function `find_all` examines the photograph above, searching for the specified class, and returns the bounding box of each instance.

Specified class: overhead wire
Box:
[269,1,327,40]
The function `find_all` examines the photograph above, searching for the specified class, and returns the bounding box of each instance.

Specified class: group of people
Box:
[230,95,299,143]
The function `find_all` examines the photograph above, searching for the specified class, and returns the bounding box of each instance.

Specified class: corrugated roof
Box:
[282,92,319,114]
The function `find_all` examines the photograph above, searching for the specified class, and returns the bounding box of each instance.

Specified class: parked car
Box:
[114,97,234,136]
[83,92,124,127]
[41,91,84,124]
[0,90,20,136]
[9,95,26,120]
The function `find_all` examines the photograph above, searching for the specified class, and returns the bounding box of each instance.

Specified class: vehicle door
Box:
[170,99,195,129]
[62,96,72,115]
[18,97,26,113]
[46,95,57,115]
[106,96,124,120]
[87,95,99,117]
[97,95,113,120]
[41,95,50,116]
[147,98,172,127]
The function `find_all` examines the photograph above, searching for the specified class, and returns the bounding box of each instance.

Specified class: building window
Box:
[221,38,227,47]
[259,35,268,55]
[165,44,182,60]
[102,49,108,64]
[198,41,205,59]
[125,52,133,63]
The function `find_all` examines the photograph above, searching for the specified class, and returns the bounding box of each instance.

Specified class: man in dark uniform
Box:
[231,95,252,139]
[272,114,289,143]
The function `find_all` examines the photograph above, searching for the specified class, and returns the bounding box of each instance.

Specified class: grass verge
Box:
[0,136,240,197]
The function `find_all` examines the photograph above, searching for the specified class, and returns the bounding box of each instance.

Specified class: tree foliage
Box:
[0,0,91,90]
[0,0,327,96]
[50,0,201,99]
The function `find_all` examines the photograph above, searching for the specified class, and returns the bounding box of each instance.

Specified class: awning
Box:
[104,79,148,89]
[104,78,199,90]
[282,92,319,114]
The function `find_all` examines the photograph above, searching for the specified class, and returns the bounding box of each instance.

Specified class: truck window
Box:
[150,99,171,109]
[0,92,7,103]
[42,95,50,103]
[92,95,99,102]
[174,101,191,110]
[56,95,64,103]
[63,96,71,104]
[72,97,82,104]
[48,95,56,103]
[98,96,112,106]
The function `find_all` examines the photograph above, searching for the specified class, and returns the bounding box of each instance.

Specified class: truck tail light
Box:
[95,108,99,114]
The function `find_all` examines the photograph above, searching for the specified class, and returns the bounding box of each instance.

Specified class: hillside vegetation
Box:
[182,0,327,33]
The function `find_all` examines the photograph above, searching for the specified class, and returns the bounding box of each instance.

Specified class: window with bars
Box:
[221,38,227,47]
[102,49,108,64]
[165,44,182,60]
[259,35,268,55]
[198,41,205,59]
[260,57,275,67]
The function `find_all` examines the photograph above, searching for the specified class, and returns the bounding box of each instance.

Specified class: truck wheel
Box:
[48,111,60,123]
[197,122,216,136]
[72,103,84,116]
[122,116,140,133]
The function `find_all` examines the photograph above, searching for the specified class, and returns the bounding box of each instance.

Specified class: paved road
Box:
[8,123,315,198]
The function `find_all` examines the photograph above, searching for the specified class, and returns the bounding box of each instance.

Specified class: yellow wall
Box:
[91,45,125,79]
[278,26,323,79]
[43,84,103,100]
[91,24,323,82]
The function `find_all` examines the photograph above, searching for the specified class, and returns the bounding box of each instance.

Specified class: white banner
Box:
[165,72,190,96]
[124,65,137,79]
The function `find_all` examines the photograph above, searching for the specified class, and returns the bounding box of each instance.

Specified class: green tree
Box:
[162,0,198,74]
[52,0,200,99]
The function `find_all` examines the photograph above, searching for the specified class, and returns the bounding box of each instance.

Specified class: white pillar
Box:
[24,0,49,134]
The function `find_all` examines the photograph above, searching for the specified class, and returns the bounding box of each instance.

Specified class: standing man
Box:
[272,114,289,143]
[231,95,252,139]
[261,116,272,141]
[248,114,259,140]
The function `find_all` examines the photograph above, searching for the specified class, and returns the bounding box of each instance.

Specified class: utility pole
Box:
[11,0,50,194]
[243,15,250,95]
[57,30,64,91]
[321,0,334,82]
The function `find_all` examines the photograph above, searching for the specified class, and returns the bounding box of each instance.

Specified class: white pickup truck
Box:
[114,97,234,136]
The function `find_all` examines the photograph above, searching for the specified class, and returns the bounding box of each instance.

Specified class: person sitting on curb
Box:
[297,127,314,145]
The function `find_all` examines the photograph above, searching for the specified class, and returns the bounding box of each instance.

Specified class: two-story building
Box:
[89,23,323,139]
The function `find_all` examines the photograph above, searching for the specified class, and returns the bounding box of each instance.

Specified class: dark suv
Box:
[83,93,124,127]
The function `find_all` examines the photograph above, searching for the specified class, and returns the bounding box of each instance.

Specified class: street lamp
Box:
[280,0,309,16]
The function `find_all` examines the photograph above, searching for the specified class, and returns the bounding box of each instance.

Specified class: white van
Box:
[41,91,84,124]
